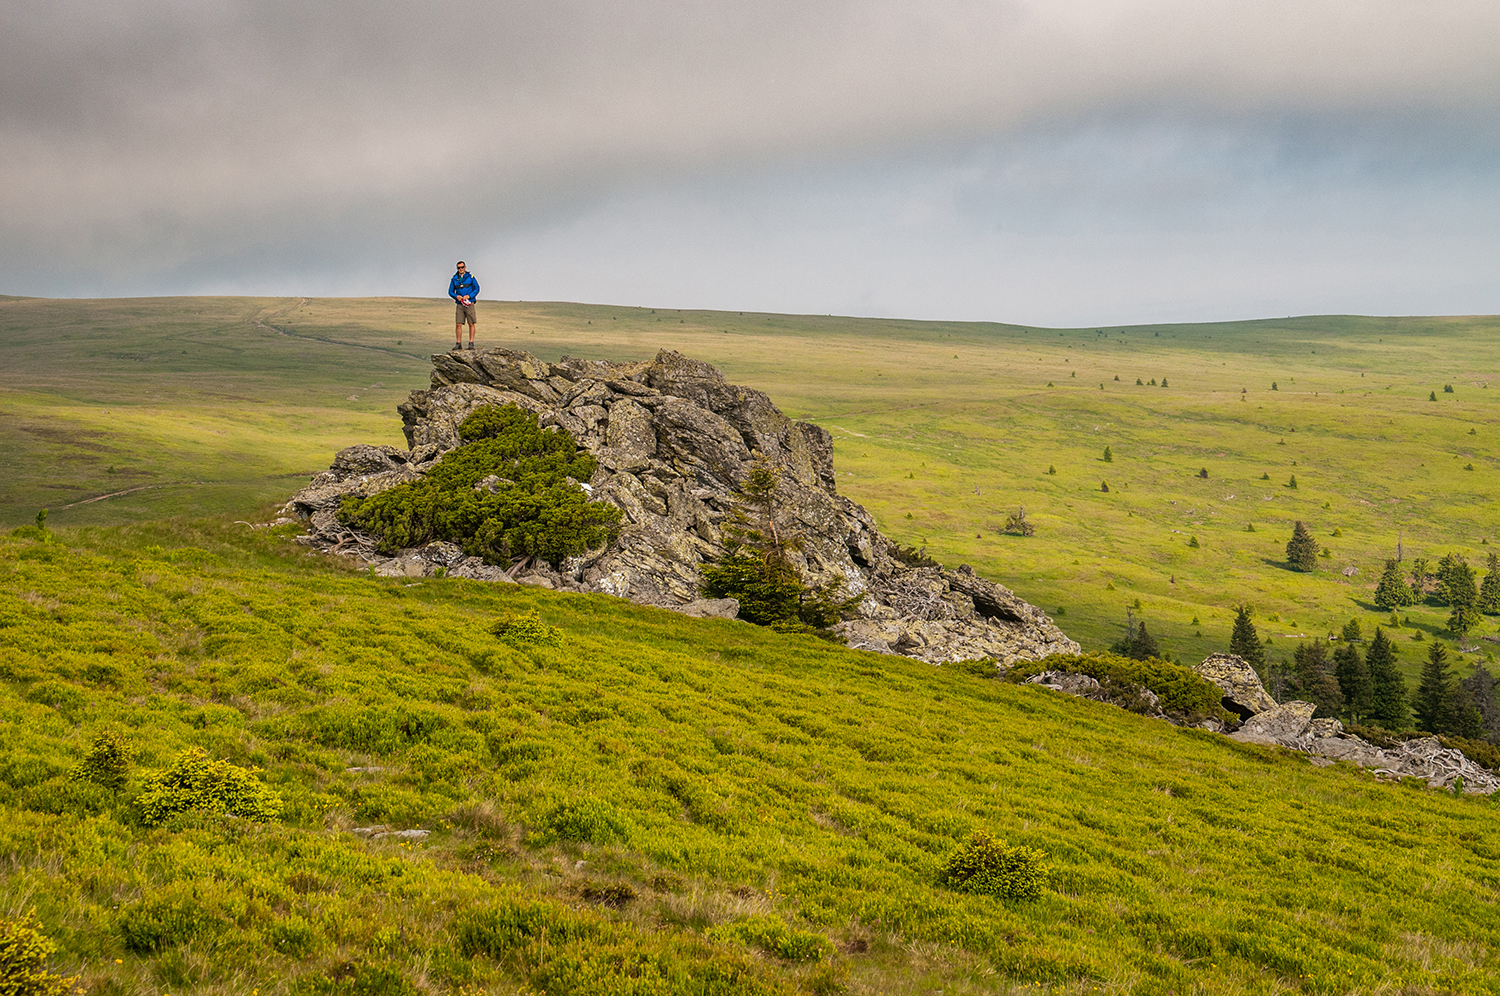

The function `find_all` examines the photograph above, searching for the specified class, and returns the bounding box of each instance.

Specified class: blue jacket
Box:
[449,271,479,302]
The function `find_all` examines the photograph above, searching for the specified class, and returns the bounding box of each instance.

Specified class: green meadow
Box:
[4,522,1500,995]
[4,295,1497,669]
[5,296,1500,993]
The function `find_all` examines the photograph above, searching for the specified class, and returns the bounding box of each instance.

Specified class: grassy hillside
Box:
[3,295,1498,670]
[5,522,1500,995]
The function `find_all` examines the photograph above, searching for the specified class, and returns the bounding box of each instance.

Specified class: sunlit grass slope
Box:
[3,296,1498,667]
[4,525,1500,995]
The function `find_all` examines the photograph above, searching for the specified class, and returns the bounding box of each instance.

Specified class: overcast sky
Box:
[3,0,1497,326]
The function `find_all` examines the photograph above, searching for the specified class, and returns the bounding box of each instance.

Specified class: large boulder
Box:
[283,347,1079,666]
[1194,652,1278,718]
[1229,701,1317,745]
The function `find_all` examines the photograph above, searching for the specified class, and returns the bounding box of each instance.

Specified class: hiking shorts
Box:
[455,301,477,325]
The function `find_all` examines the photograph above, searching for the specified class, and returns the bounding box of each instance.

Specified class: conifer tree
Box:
[1375,558,1417,609]
[1340,618,1362,643]
[1435,553,1475,606]
[701,458,857,630]
[1228,605,1266,673]
[1410,557,1432,602]
[1102,445,1113,463]
[1451,683,1484,739]
[1366,628,1407,730]
[1413,641,1455,734]
[1332,640,1372,724]
[1481,552,1500,613]
[1449,602,1482,639]
[1293,639,1343,718]
[1286,521,1319,572]
[1129,620,1161,661]
[1460,665,1500,740]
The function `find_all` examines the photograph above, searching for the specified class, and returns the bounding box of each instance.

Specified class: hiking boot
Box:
[466,342,475,350]
[450,343,462,352]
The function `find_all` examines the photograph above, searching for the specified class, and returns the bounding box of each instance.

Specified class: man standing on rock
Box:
[448,261,479,351]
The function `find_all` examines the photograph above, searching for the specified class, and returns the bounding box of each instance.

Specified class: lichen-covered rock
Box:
[1194,652,1278,718]
[1229,700,1317,744]
[283,346,1078,666]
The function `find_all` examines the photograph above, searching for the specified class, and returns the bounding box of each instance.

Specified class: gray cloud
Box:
[2,1,1498,319]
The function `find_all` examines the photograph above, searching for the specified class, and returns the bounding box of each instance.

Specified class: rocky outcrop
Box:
[1024,670,1167,720]
[1193,652,1278,718]
[282,347,1078,666]
[1229,697,1499,793]
[1012,646,1500,793]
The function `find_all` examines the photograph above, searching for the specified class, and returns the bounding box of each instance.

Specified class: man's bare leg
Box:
[468,322,477,348]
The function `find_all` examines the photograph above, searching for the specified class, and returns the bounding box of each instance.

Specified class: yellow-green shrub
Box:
[0,909,78,996]
[135,747,282,826]
[936,830,1049,901]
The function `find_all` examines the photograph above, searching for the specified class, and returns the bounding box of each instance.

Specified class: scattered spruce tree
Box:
[1450,683,1484,740]
[1001,506,1035,537]
[1449,600,1482,639]
[1460,665,1500,740]
[1287,474,1298,489]
[700,459,859,632]
[1100,481,1110,493]
[1413,642,1455,734]
[1228,605,1266,673]
[1333,640,1372,724]
[1366,628,1408,729]
[1286,521,1319,572]
[1375,558,1417,609]
[1410,557,1432,602]
[1480,552,1500,613]
[1127,620,1160,661]
[1341,618,1362,643]
[1102,446,1113,463]
[1435,553,1476,606]
[1293,639,1344,719]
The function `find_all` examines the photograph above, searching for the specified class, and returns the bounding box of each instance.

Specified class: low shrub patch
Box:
[339,404,620,565]
[136,747,283,826]
[936,830,1050,901]
[1009,652,1233,723]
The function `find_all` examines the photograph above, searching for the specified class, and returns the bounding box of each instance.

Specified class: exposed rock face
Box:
[1229,697,1499,793]
[1229,701,1319,745]
[1194,653,1278,719]
[282,346,1078,666]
